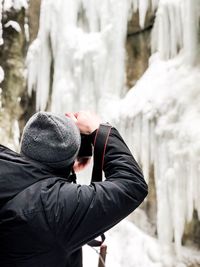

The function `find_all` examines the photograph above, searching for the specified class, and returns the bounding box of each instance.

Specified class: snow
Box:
[83,220,162,267]
[0,0,28,43]
[24,18,29,42]
[3,0,28,11]
[0,66,4,83]
[4,20,21,32]
[0,66,4,109]
[83,220,200,267]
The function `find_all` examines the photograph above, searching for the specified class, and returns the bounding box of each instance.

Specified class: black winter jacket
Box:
[0,127,148,267]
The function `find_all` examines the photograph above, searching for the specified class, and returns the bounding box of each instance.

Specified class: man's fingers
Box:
[65,112,77,122]
[66,111,101,134]
[73,112,79,119]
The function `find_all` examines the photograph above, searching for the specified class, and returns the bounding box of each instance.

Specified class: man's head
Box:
[20,112,81,169]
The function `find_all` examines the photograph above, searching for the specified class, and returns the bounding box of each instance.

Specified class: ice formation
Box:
[115,53,200,257]
[3,0,28,11]
[27,0,157,114]
[151,0,200,64]
[0,66,4,83]
[83,220,200,267]
[113,0,200,259]
[4,20,21,32]
[0,67,3,109]
[129,0,159,28]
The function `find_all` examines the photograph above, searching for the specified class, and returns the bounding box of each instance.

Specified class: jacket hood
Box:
[0,145,71,209]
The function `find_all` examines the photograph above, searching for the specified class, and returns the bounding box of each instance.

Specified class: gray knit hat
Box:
[20,112,81,169]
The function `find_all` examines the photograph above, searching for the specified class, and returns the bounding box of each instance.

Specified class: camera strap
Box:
[91,123,112,182]
[87,123,112,248]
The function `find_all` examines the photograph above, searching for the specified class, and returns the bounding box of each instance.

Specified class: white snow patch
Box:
[4,20,21,32]
[83,220,200,267]
[3,0,28,11]
[0,66,4,83]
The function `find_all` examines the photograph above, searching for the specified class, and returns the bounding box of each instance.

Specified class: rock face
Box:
[28,0,41,43]
[0,7,27,148]
[0,0,41,148]
[126,10,154,89]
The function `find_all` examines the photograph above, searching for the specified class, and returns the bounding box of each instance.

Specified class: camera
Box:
[78,134,93,158]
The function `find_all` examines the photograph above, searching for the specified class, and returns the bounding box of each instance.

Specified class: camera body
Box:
[78,134,93,158]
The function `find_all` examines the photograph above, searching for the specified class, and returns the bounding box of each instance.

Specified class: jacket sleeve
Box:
[41,126,148,254]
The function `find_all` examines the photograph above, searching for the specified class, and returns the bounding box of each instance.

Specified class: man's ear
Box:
[73,157,91,172]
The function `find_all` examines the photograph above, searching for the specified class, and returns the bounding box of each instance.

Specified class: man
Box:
[0,111,148,267]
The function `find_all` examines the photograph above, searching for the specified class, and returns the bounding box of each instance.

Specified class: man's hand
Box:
[66,111,101,134]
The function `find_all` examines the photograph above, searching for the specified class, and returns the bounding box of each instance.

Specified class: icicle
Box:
[0,66,4,83]
[138,0,149,28]
[113,42,200,260]
[183,0,200,65]
[27,0,132,113]
[151,0,184,60]
[24,16,30,42]
[140,116,150,183]
[132,0,138,13]
[151,0,159,11]
[0,67,4,111]
[129,0,159,28]
[27,0,52,111]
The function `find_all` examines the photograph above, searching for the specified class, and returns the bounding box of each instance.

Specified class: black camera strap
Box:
[91,123,112,182]
[87,123,112,247]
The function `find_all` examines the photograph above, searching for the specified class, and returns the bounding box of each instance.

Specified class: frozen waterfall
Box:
[27,0,157,115]
[26,0,200,266]
[115,0,200,259]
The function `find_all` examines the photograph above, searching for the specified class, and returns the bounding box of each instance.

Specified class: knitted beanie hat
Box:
[20,112,81,169]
